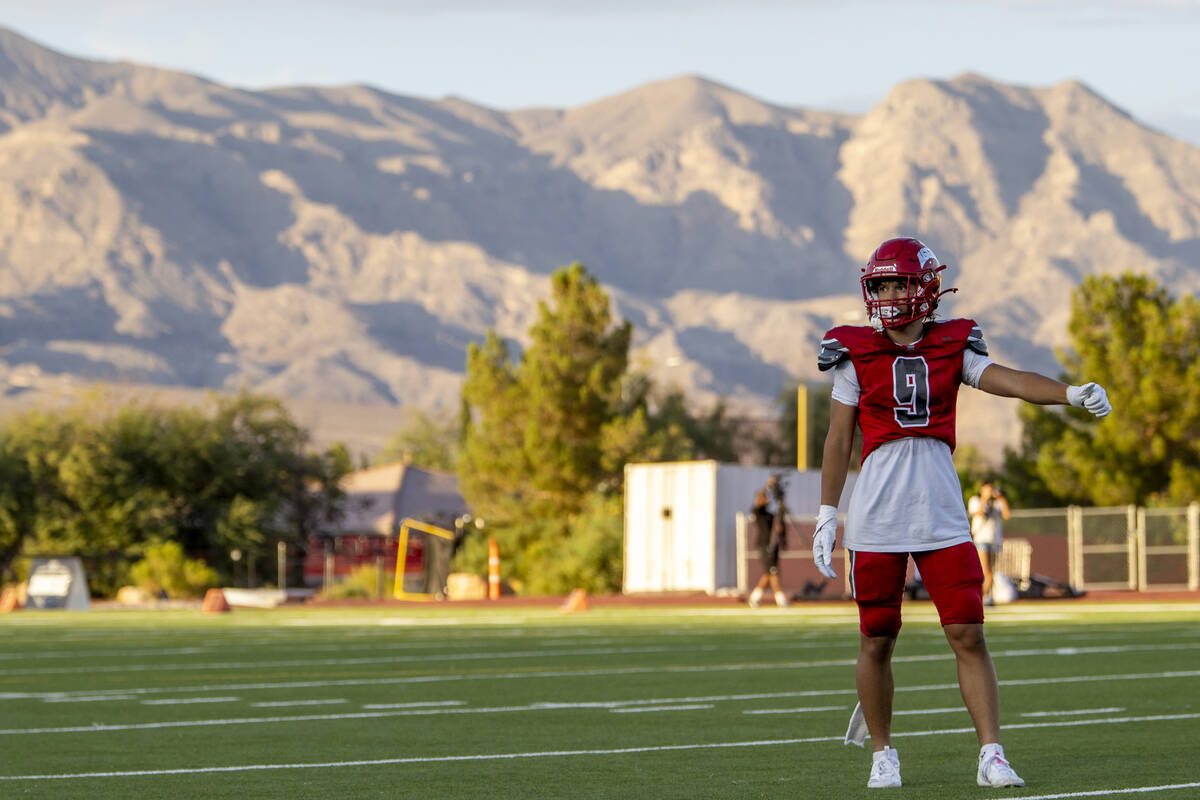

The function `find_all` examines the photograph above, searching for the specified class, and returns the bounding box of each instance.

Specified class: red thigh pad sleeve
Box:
[851,551,908,637]
[913,542,985,626]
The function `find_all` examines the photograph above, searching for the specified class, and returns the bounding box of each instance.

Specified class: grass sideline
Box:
[1,599,1198,799]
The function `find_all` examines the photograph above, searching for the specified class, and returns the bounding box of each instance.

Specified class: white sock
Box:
[749,588,763,603]
[774,591,788,606]
[980,743,1004,759]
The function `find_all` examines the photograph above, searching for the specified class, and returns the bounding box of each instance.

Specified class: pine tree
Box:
[459,264,634,521]
[1007,274,1200,506]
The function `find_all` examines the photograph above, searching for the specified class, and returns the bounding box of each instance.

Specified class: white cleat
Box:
[868,746,902,789]
[978,744,1025,788]
[774,591,790,608]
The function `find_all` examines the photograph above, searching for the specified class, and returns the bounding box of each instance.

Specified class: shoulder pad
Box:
[818,332,850,372]
[966,322,988,356]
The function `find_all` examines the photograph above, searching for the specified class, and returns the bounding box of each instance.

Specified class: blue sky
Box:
[2,0,1198,144]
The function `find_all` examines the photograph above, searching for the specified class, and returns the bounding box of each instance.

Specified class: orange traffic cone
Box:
[202,588,231,613]
[559,588,590,613]
[487,537,501,600]
[0,586,21,613]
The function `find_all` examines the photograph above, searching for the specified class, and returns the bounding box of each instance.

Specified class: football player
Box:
[813,237,1111,789]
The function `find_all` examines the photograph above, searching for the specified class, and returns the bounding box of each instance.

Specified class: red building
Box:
[304,462,468,587]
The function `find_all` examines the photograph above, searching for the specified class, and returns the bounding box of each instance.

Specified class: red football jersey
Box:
[818,319,987,462]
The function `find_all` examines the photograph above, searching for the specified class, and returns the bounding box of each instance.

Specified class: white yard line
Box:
[141,697,240,706]
[609,704,714,713]
[0,736,844,780]
[361,701,466,709]
[0,647,209,661]
[3,640,1197,678]
[1021,707,1124,717]
[2,686,1198,738]
[0,635,697,663]
[3,716,1200,782]
[43,695,136,704]
[5,666,1197,704]
[0,645,685,676]
[250,700,348,708]
[1020,783,1200,799]
[743,705,845,715]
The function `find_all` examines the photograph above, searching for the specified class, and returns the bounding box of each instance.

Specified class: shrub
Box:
[320,563,395,599]
[452,493,623,595]
[128,540,219,599]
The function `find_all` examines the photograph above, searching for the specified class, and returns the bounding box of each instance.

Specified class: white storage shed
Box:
[622,460,855,594]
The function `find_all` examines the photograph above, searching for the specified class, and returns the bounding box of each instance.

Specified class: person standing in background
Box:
[968,482,1010,605]
[747,476,790,608]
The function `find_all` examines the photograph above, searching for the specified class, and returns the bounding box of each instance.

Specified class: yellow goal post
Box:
[392,517,457,601]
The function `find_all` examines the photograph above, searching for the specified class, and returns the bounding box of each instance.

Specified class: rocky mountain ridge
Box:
[1,29,1198,460]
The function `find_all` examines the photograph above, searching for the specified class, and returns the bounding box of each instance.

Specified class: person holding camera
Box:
[968,482,1010,605]
[747,475,790,608]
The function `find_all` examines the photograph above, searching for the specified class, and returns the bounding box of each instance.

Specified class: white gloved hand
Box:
[813,504,839,579]
[1067,382,1112,418]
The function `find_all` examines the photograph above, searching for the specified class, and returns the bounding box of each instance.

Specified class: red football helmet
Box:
[860,237,955,329]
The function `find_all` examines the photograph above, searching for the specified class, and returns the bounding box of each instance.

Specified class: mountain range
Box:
[1,28,1198,462]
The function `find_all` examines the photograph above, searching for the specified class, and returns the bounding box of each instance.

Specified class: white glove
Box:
[813,504,838,579]
[1067,382,1112,418]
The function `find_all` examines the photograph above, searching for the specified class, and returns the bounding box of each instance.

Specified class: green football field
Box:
[1,600,1198,799]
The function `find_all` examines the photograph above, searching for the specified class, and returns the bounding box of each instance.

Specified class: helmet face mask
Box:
[861,237,952,330]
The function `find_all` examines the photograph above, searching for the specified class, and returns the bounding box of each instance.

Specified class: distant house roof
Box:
[331,463,468,536]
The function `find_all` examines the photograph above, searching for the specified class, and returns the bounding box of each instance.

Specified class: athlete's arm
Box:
[977,363,1070,405]
[815,398,857,579]
[820,399,858,507]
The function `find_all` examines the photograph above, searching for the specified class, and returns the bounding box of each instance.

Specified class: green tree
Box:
[376,410,459,471]
[461,264,641,521]
[458,264,694,592]
[0,390,349,592]
[0,433,38,584]
[1006,274,1200,506]
[645,390,740,463]
[459,330,533,522]
[758,382,845,469]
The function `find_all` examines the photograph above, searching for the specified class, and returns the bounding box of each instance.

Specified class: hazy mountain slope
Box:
[1,29,1198,460]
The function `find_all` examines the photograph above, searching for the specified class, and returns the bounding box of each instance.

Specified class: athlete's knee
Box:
[859,631,897,664]
[859,602,902,638]
[944,622,986,652]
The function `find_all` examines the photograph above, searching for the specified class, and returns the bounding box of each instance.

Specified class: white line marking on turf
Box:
[743,705,844,715]
[250,699,348,708]
[43,695,135,704]
[6,722,1200,783]
[141,697,239,706]
[893,707,965,716]
[1020,783,1200,799]
[1021,707,1124,717]
[0,645,685,676]
[5,667,1197,707]
[0,736,848,780]
[609,704,714,713]
[361,701,466,709]
[5,640,1197,679]
[0,647,208,661]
